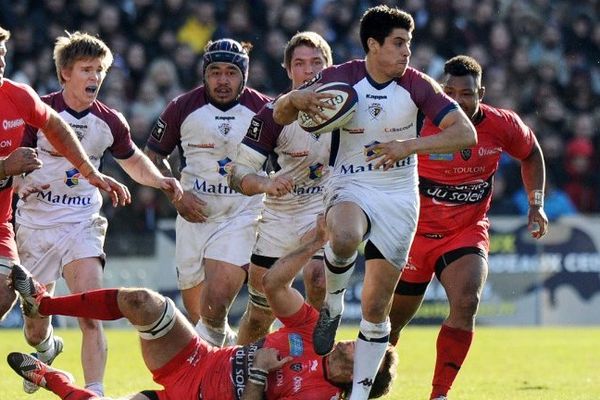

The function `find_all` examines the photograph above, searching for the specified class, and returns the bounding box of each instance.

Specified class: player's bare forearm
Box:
[263,215,327,316]
[240,382,265,400]
[272,91,299,125]
[119,148,168,188]
[413,109,477,154]
[42,111,94,172]
[520,138,546,198]
[143,147,174,178]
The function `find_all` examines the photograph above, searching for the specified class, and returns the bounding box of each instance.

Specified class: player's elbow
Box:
[460,118,477,147]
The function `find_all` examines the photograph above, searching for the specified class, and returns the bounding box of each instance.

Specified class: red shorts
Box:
[400,220,489,285]
[0,222,18,267]
[150,336,233,400]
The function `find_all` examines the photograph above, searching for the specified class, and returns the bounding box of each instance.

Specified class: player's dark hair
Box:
[338,346,399,399]
[444,55,483,85]
[282,31,332,71]
[0,26,10,41]
[360,5,414,53]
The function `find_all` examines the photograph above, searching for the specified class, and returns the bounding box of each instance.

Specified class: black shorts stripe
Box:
[251,254,278,269]
[434,246,487,281]
[395,280,430,296]
[139,390,160,400]
[364,240,383,260]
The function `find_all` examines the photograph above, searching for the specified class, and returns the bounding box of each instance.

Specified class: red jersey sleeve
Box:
[496,108,535,160]
[10,81,51,130]
[277,303,318,331]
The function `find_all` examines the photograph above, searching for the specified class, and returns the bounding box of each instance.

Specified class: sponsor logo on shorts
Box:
[246,117,263,141]
[151,118,166,141]
[288,333,304,356]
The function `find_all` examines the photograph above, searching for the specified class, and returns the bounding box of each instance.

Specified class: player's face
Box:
[329,340,355,379]
[61,57,107,111]
[287,45,328,89]
[0,41,7,86]
[369,28,411,81]
[441,74,482,120]
[204,62,244,105]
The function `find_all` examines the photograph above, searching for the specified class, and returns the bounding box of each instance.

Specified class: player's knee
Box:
[362,297,390,321]
[328,229,362,257]
[121,288,162,316]
[24,326,50,346]
[453,292,481,318]
[134,297,177,340]
[78,317,103,333]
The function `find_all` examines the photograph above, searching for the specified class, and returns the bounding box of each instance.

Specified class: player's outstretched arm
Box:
[520,136,548,238]
[117,147,182,202]
[263,214,328,317]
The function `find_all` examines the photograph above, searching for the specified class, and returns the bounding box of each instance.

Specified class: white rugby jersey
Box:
[239,101,331,215]
[147,86,271,222]
[314,60,458,189]
[16,92,135,228]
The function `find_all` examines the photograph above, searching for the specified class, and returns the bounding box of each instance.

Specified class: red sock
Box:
[430,324,473,399]
[45,372,98,399]
[39,289,123,320]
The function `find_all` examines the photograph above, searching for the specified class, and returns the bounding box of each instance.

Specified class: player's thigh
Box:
[439,253,488,303]
[247,263,268,292]
[63,257,104,293]
[203,258,247,299]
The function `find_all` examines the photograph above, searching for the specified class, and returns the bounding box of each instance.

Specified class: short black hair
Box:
[444,55,483,85]
[359,5,414,53]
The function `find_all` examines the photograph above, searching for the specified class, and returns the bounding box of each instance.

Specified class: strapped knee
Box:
[248,285,270,310]
[359,318,391,342]
[134,297,177,340]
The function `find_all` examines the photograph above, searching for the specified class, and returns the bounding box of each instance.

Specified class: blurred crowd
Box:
[0,0,598,248]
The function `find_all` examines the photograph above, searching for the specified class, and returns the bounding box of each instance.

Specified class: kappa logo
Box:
[246,117,263,141]
[308,163,324,180]
[460,148,472,161]
[367,103,383,120]
[218,122,231,136]
[310,360,318,372]
[64,168,81,187]
[358,377,374,387]
[151,118,166,141]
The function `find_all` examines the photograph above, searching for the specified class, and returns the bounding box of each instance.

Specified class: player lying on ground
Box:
[7,215,397,399]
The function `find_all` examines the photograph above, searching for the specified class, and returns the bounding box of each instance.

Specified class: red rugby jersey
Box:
[417,103,535,235]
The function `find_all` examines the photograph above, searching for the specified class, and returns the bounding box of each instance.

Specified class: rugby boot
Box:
[10,263,49,318]
[312,305,342,355]
[23,336,65,393]
[7,352,74,391]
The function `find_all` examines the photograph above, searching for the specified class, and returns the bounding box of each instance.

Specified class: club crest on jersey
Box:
[151,118,166,141]
[288,333,304,356]
[217,157,233,176]
[367,103,383,120]
[218,122,232,136]
[364,140,381,157]
[308,163,324,180]
[65,168,81,187]
[460,148,472,161]
[290,363,303,372]
[246,117,263,141]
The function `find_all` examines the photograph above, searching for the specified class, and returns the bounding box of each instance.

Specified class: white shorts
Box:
[325,179,418,269]
[253,208,324,259]
[15,217,108,285]
[175,211,258,290]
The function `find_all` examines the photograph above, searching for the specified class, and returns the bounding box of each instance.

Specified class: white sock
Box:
[35,328,55,363]
[349,318,391,400]
[323,243,356,317]
[84,382,104,396]
[195,319,226,347]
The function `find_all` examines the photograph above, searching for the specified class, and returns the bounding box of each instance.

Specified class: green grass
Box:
[1,326,598,399]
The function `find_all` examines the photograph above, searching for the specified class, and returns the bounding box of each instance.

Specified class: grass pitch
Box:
[0,326,598,399]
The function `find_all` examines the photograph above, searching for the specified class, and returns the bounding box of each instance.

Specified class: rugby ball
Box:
[298,82,358,135]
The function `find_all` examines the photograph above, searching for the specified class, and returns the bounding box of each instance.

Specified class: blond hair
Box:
[53,31,113,84]
[283,31,332,70]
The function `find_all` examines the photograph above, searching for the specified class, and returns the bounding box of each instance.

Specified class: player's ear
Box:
[478,86,485,101]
